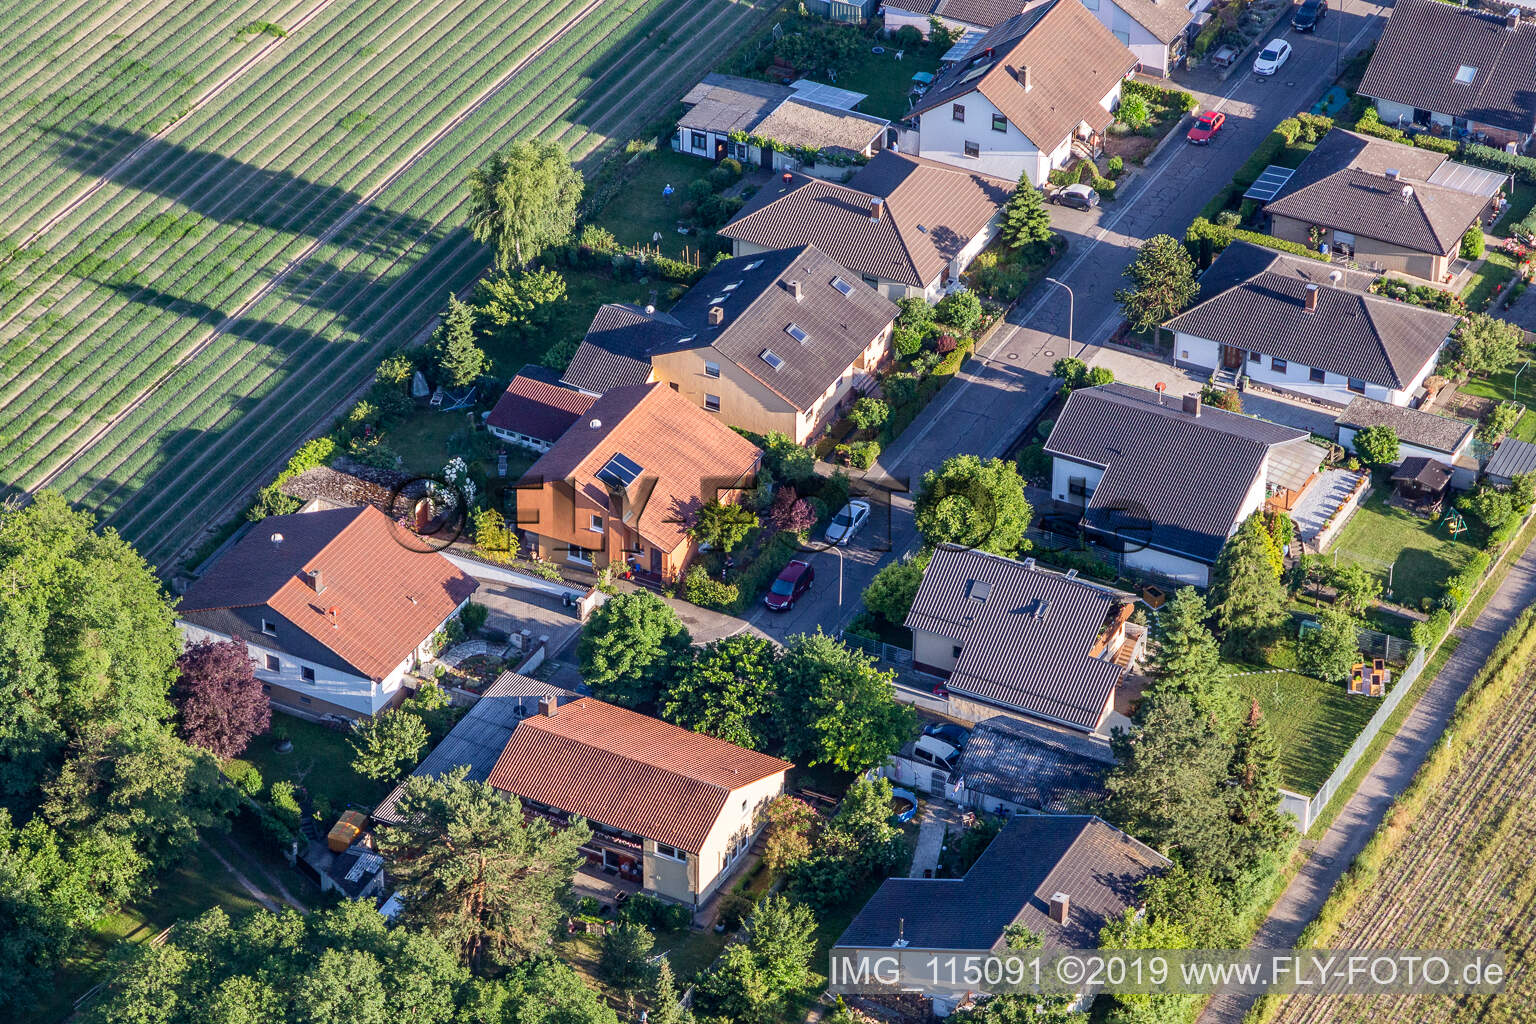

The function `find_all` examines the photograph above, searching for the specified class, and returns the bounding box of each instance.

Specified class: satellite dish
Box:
[589,418,602,430]
[270,532,284,547]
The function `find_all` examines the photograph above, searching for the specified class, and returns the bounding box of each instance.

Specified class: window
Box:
[704,360,720,378]
[654,843,686,862]
[1181,350,1189,359]
[1271,357,1288,373]
[831,276,854,296]
[705,393,721,412]
[690,130,707,151]
[568,545,594,566]
[301,666,315,683]
[1069,476,1090,498]
[1249,350,1262,363]
[991,113,1007,133]
[761,348,785,370]
[589,514,604,533]
[951,644,963,659]
[1456,65,1477,84]
[262,618,277,635]
[744,259,763,270]
[785,322,809,344]
[1348,378,1367,394]
[963,140,980,158]
[861,274,879,289]
[265,654,280,672]
[952,103,966,122]
[1309,367,1326,383]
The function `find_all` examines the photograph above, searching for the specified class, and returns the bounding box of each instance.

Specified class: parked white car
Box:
[825,499,871,546]
[1252,39,1291,76]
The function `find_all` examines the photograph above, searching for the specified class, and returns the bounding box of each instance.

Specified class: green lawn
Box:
[1226,669,1379,795]
[480,266,658,381]
[1512,410,1536,442]
[1460,249,1518,311]
[1493,183,1536,235]
[592,149,723,260]
[830,45,943,122]
[1455,354,1536,406]
[231,711,391,814]
[1328,488,1479,609]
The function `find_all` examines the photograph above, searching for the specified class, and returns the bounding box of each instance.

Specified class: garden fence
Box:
[841,631,913,667]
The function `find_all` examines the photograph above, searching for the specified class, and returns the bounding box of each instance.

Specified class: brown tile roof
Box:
[1358,0,1536,138]
[522,383,762,554]
[180,504,477,680]
[486,370,596,443]
[485,698,792,852]
[911,0,1137,149]
[721,151,1010,287]
[1263,130,1491,256]
[669,245,898,411]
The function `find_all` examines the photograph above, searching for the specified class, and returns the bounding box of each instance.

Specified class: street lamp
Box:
[831,545,845,608]
[1044,276,1074,352]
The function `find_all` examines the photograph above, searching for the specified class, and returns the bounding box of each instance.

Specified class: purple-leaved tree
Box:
[768,486,815,535]
[174,638,271,760]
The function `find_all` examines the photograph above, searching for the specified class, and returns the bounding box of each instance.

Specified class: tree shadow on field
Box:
[50,123,435,258]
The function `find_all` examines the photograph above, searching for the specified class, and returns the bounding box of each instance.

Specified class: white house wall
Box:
[179,620,384,716]
[1080,0,1173,74]
[916,90,1051,185]
[1122,545,1210,586]
[1050,455,1106,503]
[1174,332,1430,407]
[1337,425,1464,467]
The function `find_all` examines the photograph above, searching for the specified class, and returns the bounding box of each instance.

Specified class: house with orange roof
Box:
[484,696,792,905]
[178,503,478,719]
[514,382,762,580]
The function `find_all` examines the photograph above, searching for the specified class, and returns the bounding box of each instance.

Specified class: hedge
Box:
[1233,129,1289,188]
[1460,142,1536,183]
[1185,217,1329,266]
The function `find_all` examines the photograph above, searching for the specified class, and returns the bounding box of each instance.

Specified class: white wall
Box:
[1338,425,1465,466]
[179,620,382,716]
[1051,455,1107,504]
[916,89,1052,185]
[1081,0,1174,75]
[488,425,554,453]
[1174,332,1435,407]
[1123,545,1210,586]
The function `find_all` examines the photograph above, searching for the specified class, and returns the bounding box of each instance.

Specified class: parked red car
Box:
[1187,110,1225,145]
[763,559,814,611]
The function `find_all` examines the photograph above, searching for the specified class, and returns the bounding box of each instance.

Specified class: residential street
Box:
[751,0,1393,643]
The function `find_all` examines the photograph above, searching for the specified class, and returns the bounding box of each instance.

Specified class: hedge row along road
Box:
[0,0,776,568]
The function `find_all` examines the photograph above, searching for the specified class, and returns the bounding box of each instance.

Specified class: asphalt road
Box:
[750,0,1392,644]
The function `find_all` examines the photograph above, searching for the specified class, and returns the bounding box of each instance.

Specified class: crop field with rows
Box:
[0,0,776,568]
[1269,658,1536,1024]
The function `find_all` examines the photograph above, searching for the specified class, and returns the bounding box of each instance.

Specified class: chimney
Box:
[1023,557,1037,570]
[1507,7,1520,30]
[539,695,557,717]
[1033,598,1051,620]
[870,197,885,221]
[1018,64,1032,92]
[1182,392,1202,417]
[1049,892,1071,925]
[782,172,793,185]
[789,279,803,301]
[644,304,656,314]
[305,569,325,594]
[1384,167,1400,181]
[894,917,909,948]
[708,305,725,326]
[1304,282,1319,313]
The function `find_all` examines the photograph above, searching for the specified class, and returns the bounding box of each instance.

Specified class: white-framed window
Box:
[265,654,280,672]
[262,618,277,635]
[991,113,1007,133]
[690,131,707,151]
[654,842,686,862]
[963,140,980,158]
[589,514,604,533]
[705,393,721,412]
[1348,378,1367,394]
[568,545,594,566]
[1272,357,1288,373]
[952,103,965,122]
[1309,367,1326,383]
[301,666,315,682]
[704,361,720,378]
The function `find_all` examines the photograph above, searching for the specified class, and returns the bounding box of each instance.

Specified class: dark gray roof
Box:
[1358,0,1536,138]
[678,74,792,134]
[1165,240,1456,390]
[1046,383,1313,564]
[750,98,888,156]
[668,246,898,411]
[1485,438,1536,482]
[561,304,686,395]
[1392,456,1452,489]
[1337,395,1474,455]
[1263,130,1490,256]
[905,546,1128,731]
[835,815,1167,951]
[372,673,583,825]
[884,0,1026,28]
[721,152,1010,288]
[958,718,1110,812]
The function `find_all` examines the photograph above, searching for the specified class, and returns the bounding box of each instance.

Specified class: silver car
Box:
[825,499,871,545]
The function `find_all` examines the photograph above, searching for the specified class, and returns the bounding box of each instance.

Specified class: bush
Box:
[1413,134,1460,155]
[848,397,889,431]
[1353,424,1400,466]
[1047,167,1074,187]
[935,289,983,335]
[1274,117,1302,145]
[1117,94,1150,130]
[847,440,880,469]
[225,761,264,796]
[1461,143,1536,184]
[1294,112,1333,143]
[1107,155,1124,178]
[1353,105,1406,143]
[1412,608,1452,651]
[1461,223,1486,261]
[1016,443,1052,483]
[681,563,739,610]
[1078,159,1098,184]
[1091,176,1116,199]
[460,601,489,634]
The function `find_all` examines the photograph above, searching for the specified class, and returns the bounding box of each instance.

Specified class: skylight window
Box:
[785,323,809,344]
[1456,65,1477,83]
[916,224,929,234]
[967,579,991,602]
[710,295,728,305]
[597,452,643,488]
[723,281,741,292]
[761,349,785,370]
[831,276,854,296]
[743,260,763,270]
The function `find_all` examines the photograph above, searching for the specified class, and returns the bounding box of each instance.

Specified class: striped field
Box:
[0,0,776,568]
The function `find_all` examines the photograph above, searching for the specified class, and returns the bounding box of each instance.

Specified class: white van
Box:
[912,734,960,773]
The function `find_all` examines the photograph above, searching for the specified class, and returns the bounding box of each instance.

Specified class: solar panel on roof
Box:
[1243,165,1297,201]
[597,452,643,488]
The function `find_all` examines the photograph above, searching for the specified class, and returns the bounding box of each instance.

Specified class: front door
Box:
[1222,345,1245,369]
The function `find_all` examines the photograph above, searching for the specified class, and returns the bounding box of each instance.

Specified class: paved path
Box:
[1197,537,1536,1023]
[747,0,1391,646]
[907,800,962,878]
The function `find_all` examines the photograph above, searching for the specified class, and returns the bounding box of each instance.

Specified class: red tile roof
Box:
[486,698,792,852]
[486,372,597,443]
[523,383,762,555]
[179,504,477,680]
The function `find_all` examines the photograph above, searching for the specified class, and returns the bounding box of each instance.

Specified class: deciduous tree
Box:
[766,487,815,535]
[1352,424,1399,467]
[466,141,583,271]
[1327,562,1381,616]
[935,289,983,335]
[861,550,932,625]
[688,499,758,554]
[173,638,270,760]
[349,708,430,784]
[659,634,777,749]
[774,632,915,773]
[1296,608,1359,684]
[376,768,589,971]
[914,454,1032,556]
[760,795,819,873]
[474,267,567,340]
[578,591,692,707]
[1452,311,1522,378]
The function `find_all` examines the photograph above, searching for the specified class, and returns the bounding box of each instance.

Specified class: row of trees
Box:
[578,592,914,773]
